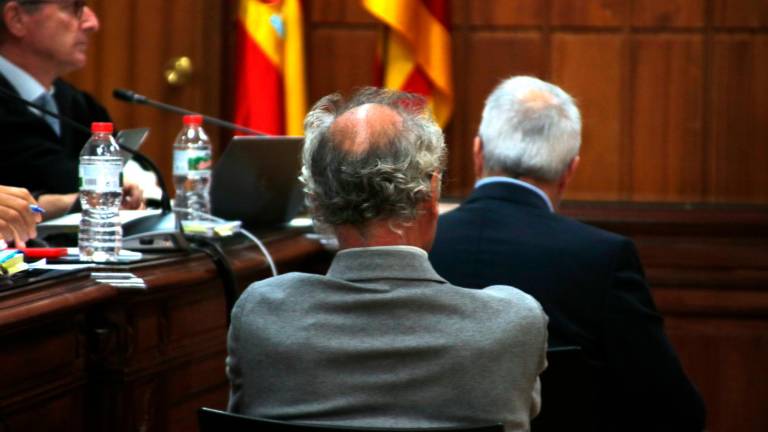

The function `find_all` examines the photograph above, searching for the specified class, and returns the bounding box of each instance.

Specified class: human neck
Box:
[335,219,430,251]
[0,46,57,88]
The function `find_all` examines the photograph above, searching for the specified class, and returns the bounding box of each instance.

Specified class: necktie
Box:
[35,92,60,136]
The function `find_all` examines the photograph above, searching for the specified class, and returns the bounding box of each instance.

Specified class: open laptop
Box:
[210,136,305,229]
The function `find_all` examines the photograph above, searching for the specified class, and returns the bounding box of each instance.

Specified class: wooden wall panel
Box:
[450,33,545,194]
[67,0,225,190]
[551,35,624,200]
[66,0,768,207]
[465,0,545,27]
[308,0,376,24]
[665,317,768,432]
[713,0,768,27]
[631,36,704,201]
[709,36,768,202]
[631,0,705,28]
[550,0,627,27]
[307,29,379,105]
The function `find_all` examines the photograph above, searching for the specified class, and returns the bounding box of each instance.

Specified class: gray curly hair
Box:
[300,87,446,228]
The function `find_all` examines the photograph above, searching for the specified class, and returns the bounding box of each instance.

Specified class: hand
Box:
[120,182,145,210]
[37,193,78,220]
[0,185,42,247]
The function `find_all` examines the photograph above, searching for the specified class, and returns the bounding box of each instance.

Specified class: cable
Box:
[172,207,278,277]
[189,237,238,326]
[237,228,278,277]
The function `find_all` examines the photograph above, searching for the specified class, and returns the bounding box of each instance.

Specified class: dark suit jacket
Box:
[0,74,111,195]
[430,181,706,432]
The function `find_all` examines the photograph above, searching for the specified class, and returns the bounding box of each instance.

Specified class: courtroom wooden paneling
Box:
[307,28,380,105]
[465,0,544,26]
[713,0,768,27]
[562,202,768,432]
[550,0,627,27]
[57,1,768,204]
[456,32,545,194]
[301,0,768,204]
[0,321,85,431]
[308,0,376,24]
[709,35,768,202]
[551,34,625,200]
[67,0,226,192]
[631,0,705,28]
[630,35,704,201]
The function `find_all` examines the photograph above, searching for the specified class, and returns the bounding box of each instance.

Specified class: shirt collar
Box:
[338,245,429,259]
[475,176,554,212]
[0,54,53,103]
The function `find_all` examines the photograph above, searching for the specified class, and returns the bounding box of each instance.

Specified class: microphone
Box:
[113,88,266,136]
[0,86,172,213]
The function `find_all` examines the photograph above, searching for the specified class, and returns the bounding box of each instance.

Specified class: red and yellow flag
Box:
[235,0,306,136]
[362,0,453,127]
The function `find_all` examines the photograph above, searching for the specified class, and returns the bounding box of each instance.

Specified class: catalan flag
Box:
[235,0,306,136]
[362,0,453,127]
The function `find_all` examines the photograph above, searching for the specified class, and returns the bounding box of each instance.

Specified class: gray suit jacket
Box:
[227,247,548,432]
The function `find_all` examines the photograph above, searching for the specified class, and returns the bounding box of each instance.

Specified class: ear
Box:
[427,171,441,216]
[558,155,580,192]
[473,137,484,179]
[3,2,28,38]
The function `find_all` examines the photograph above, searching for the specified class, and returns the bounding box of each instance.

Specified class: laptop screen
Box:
[210,136,305,228]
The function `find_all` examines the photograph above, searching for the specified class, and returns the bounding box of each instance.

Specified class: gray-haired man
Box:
[226,87,548,431]
[430,76,706,431]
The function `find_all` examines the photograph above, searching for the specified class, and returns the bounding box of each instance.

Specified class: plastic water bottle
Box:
[79,122,123,262]
[173,114,212,220]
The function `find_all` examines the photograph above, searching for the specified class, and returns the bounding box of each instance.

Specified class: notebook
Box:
[210,136,305,228]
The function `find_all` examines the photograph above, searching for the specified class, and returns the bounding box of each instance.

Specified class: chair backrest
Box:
[198,408,504,432]
[530,346,595,432]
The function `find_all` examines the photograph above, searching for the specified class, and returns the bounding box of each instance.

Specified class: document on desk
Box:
[38,209,162,237]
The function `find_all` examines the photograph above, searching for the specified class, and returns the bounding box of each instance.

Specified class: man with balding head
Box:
[430,76,705,431]
[226,88,548,431]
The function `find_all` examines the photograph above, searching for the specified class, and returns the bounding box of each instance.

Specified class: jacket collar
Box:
[465,180,553,213]
[327,247,447,284]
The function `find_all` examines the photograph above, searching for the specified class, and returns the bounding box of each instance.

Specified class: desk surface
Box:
[0,229,332,432]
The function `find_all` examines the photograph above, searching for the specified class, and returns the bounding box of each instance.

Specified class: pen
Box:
[29,204,45,214]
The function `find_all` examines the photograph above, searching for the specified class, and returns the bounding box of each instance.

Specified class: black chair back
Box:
[530,346,595,432]
[198,408,504,432]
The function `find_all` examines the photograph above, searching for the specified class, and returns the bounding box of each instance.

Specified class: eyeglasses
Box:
[19,0,88,20]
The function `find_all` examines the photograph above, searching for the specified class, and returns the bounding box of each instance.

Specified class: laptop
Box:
[210,136,305,228]
[116,128,150,166]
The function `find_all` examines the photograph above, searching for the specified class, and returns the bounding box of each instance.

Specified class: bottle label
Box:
[79,164,123,192]
[174,149,212,175]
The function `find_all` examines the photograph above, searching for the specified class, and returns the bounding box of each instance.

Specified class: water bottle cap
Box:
[91,122,113,133]
[183,114,203,125]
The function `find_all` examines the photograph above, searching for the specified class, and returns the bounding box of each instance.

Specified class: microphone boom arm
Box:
[113,88,266,136]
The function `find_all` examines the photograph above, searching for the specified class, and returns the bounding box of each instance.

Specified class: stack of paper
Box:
[0,250,28,276]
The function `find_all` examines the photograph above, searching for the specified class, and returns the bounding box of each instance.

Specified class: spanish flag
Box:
[235,0,306,136]
[362,0,453,127]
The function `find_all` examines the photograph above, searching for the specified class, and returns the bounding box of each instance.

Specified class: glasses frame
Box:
[17,0,87,20]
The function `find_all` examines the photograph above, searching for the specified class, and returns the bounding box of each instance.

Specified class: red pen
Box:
[17,248,68,259]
